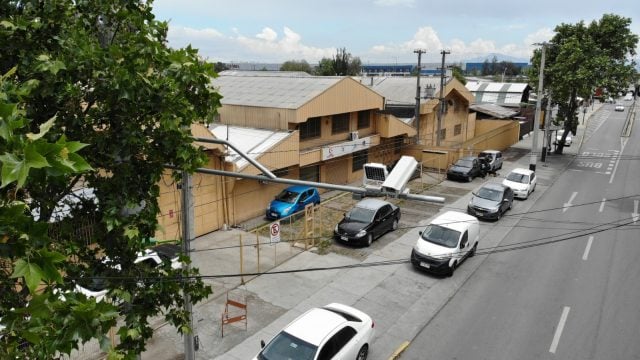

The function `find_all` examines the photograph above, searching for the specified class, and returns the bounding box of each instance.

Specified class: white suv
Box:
[254,303,374,360]
[502,168,537,199]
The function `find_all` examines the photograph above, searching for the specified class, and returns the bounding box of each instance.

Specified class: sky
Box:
[151,0,640,65]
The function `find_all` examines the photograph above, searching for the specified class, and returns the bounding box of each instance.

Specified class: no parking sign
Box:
[270,221,281,244]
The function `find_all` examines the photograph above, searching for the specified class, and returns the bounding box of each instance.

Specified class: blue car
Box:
[266,185,320,220]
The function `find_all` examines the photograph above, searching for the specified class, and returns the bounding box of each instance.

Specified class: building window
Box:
[273,167,290,177]
[352,149,368,172]
[357,110,371,129]
[300,117,321,140]
[300,165,319,182]
[454,124,462,136]
[332,113,350,134]
[438,128,446,141]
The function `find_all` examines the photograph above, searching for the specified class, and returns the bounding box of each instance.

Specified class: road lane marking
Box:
[633,200,639,223]
[599,198,606,212]
[582,236,594,260]
[549,306,571,354]
[563,192,578,213]
[609,138,627,184]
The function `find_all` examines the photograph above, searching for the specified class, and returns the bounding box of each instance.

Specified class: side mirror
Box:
[260,340,265,348]
[418,231,423,236]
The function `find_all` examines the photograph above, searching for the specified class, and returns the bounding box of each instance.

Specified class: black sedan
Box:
[334,198,400,246]
[447,156,484,182]
[467,182,514,220]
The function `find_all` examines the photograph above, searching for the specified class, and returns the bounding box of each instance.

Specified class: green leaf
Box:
[67,152,93,172]
[26,116,56,141]
[124,226,139,239]
[12,259,44,293]
[25,143,50,169]
[0,153,28,188]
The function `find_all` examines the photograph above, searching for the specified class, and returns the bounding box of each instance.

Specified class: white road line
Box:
[563,192,578,213]
[609,138,628,184]
[599,198,606,212]
[583,236,594,260]
[549,306,571,354]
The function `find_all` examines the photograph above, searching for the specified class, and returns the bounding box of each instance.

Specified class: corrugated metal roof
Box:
[469,103,519,119]
[218,70,312,77]
[465,81,530,105]
[367,76,448,105]
[209,124,292,170]
[213,75,342,109]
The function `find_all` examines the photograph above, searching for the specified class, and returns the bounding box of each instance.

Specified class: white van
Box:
[411,211,480,276]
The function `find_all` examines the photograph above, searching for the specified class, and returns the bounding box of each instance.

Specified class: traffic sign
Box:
[270,221,281,244]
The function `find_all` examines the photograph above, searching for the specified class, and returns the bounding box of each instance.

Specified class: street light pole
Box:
[530,43,546,172]
[414,49,425,144]
[181,172,196,360]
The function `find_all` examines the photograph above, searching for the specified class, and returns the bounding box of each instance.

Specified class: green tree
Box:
[529,14,638,154]
[280,60,313,73]
[315,48,362,76]
[0,0,218,358]
[451,64,467,85]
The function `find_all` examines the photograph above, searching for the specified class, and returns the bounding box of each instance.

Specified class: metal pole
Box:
[414,49,425,144]
[181,172,196,360]
[530,44,546,172]
[542,96,551,162]
[436,50,450,146]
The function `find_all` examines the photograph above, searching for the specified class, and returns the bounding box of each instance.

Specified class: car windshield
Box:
[474,187,503,202]
[506,172,528,183]
[455,159,473,168]
[275,190,299,204]
[479,153,494,160]
[347,207,376,223]
[421,224,461,248]
[77,276,108,292]
[258,331,317,360]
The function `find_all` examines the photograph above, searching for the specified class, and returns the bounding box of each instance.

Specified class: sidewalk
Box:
[139,103,605,360]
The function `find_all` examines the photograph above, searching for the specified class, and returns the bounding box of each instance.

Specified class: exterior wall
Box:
[239,132,300,176]
[219,104,295,130]
[156,154,225,240]
[299,111,376,150]
[376,113,418,138]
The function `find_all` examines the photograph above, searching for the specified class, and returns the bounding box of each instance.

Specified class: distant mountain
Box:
[464,53,529,64]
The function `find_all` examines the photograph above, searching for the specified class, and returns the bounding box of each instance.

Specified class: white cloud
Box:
[255,27,277,42]
[168,26,224,41]
[236,27,335,61]
[524,27,555,46]
[400,26,443,52]
[374,0,415,6]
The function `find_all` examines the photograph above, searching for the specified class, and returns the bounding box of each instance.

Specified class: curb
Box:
[388,341,410,360]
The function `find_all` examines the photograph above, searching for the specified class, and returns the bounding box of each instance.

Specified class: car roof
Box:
[283,185,315,193]
[354,198,392,210]
[432,211,478,232]
[509,168,534,176]
[479,182,508,191]
[479,150,500,154]
[151,244,181,259]
[284,307,348,346]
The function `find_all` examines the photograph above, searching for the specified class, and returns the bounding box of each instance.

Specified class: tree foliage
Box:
[1,0,219,358]
[529,14,638,154]
[315,48,362,76]
[280,60,313,74]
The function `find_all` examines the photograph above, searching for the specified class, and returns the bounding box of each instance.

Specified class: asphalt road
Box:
[402,102,640,360]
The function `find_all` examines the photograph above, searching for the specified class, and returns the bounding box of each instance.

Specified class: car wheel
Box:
[496,210,502,220]
[392,218,399,231]
[448,262,457,277]
[467,175,472,182]
[366,233,373,247]
[469,243,477,257]
[356,345,368,360]
[532,184,536,193]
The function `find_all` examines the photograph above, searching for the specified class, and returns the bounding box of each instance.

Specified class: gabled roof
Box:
[367,76,448,106]
[212,75,342,109]
[218,70,312,77]
[209,124,293,170]
[465,81,531,105]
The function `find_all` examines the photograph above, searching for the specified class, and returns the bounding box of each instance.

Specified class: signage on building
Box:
[321,136,372,160]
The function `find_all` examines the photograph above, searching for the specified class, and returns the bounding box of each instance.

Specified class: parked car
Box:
[615,104,625,112]
[266,185,320,220]
[478,150,503,172]
[467,182,514,220]
[411,211,480,276]
[334,198,400,246]
[253,303,374,360]
[502,168,537,199]
[446,156,484,182]
[554,129,572,146]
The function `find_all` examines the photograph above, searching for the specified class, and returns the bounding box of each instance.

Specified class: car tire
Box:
[392,218,399,231]
[448,262,457,277]
[467,175,472,182]
[469,243,477,258]
[366,233,373,247]
[356,345,369,360]
[496,210,502,221]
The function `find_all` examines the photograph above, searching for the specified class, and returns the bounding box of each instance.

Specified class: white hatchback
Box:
[253,303,374,360]
[502,168,537,199]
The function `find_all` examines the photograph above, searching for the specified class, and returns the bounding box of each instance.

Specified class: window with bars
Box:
[357,110,371,129]
[300,117,321,140]
[332,113,350,134]
[454,124,462,136]
[439,128,446,140]
[352,149,368,172]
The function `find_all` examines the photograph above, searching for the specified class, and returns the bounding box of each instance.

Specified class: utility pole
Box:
[530,43,546,171]
[541,96,552,162]
[414,49,425,144]
[436,49,450,146]
[181,172,196,360]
